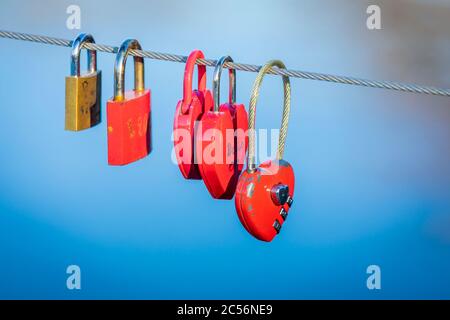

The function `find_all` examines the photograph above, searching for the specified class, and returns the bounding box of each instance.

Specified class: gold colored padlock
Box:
[65,33,101,131]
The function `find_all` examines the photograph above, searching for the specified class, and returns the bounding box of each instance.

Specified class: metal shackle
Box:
[212,56,236,112]
[70,33,97,76]
[247,60,291,173]
[113,39,145,101]
[181,50,207,114]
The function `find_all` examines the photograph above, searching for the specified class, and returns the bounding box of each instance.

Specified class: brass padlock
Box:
[65,33,101,131]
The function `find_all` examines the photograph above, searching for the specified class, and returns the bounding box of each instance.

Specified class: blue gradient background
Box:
[0,0,449,299]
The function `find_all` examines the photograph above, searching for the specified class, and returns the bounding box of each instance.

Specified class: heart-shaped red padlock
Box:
[221,102,249,199]
[235,159,294,241]
[197,56,248,199]
[234,60,294,242]
[173,50,213,179]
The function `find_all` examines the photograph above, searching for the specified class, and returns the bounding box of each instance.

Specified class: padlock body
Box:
[199,103,248,199]
[173,89,213,179]
[219,103,249,199]
[197,104,235,199]
[65,71,101,131]
[107,89,151,166]
[235,159,295,242]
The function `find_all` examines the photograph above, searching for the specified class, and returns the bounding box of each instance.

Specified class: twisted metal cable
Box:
[248,60,291,172]
[1,30,450,97]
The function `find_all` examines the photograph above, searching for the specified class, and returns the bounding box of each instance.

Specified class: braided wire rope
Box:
[1,30,450,97]
[248,60,291,172]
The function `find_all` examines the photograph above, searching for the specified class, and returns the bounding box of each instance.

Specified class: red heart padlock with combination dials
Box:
[234,60,295,242]
[197,56,248,199]
[173,50,213,179]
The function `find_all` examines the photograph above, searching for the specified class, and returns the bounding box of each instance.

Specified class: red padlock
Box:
[173,50,213,179]
[235,60,295,242]
[197,56,248,199]
[107,39,151,166]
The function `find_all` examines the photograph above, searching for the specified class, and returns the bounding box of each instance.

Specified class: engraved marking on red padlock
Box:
[197,56,249,199]
[173,50,213,179]
[107,39,151,166]
[234,60,294,242]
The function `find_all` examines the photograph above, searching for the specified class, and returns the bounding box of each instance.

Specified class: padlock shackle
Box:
[70,33,97,77]
[181,50,207,113]
[212,56,236,112]
[114,39,145,101]
[247,60,291,173]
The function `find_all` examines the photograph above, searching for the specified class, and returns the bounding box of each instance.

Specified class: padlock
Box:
[234,60,295,242]
[173,50,213,179]
[107,39,151,166]
[65,33,101,131]
[197,56,248,199]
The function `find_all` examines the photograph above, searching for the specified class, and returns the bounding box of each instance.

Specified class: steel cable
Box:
[1,30,450,97]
